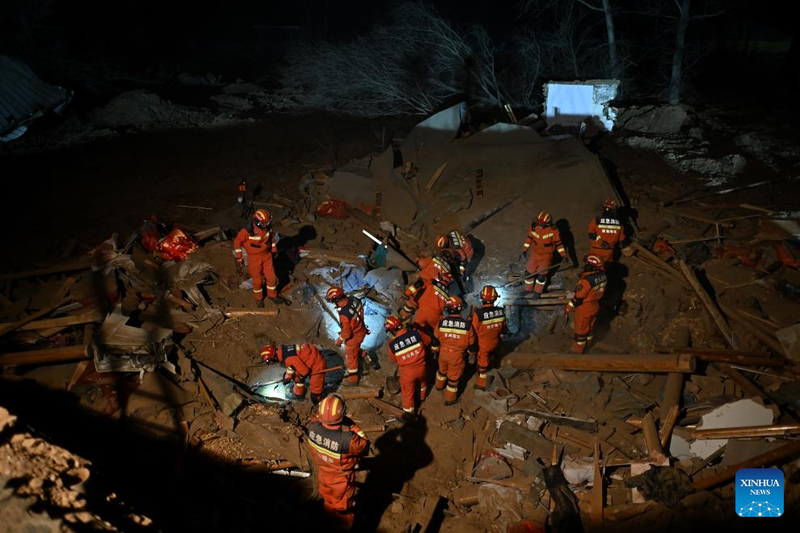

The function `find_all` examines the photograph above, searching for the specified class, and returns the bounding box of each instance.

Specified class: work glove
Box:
[281,375,292,385]
[467,353,476,365]
[236,258,244,270]
[559,305,570,317]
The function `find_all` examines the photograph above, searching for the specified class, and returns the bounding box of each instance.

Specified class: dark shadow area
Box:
[354,415,433,532]
[555,218,579,268]
[593,261,629,346]
[276,224,318,290]
[0,378,340,532]
[599,156,639,231]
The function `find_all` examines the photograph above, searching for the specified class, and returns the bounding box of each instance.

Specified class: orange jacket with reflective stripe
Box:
[387,327,431,367]
[435,313,476,357]
[272,343,326,381]
[523,224,566,258]
[336,296,368,342]
[471,305,507,348]
[588,216,626,250]
[449,229,474,264]
[307,418,368,474]
[417,255,451,281]
[234,224,277,258]
[407,278,449,314]
[568,271,607,310]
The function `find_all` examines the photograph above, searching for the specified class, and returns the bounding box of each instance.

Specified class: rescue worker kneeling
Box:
[260,342,326,403]
[399,271,451,333]
[470,285,507,390]
[385,315,437,414]
[307,393,369,527]
[564,255,607,354]
[434,296,476,406]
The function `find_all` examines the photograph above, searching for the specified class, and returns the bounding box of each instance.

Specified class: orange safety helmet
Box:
[602,199,618,211]
[445,295,463,313]
[384,315,403,333]
[435,234,451,250]
[254,209,272,229]
[586,255,604,270]
[260,343,280,363]
[535,211,552,226]
[318,393,345,427]
[438,270,454,285]
[325,286,345,303]
[480,285,499,304]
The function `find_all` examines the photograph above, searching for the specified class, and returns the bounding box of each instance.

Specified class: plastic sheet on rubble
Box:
[155,228,198,261]
[316,199,349,218]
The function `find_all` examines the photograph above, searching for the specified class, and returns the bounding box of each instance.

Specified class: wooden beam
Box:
[506,299,570,307]
[0,344,90,366]
[692,439,800,491]
[642,413,667,464]
[591,442,604,527]
[0,259,91,282]
[659,405,680,449]
[0,310,104,331]
[223,309,279,318]
[714,364,770,401]
[0,278,76,338]
[502,352,696,373]
[694,424,800,440]
[425,162,448,193]
[718,302,786,357]
[368,398,406,418]
[678,261,738,349]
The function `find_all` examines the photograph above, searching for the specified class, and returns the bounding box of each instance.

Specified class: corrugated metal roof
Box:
[0,55,72,139]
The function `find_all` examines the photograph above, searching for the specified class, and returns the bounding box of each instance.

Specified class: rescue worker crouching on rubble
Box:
[470,285,507,390]
[399,271,452,334]
[234,209,281,307]
[522,211,568,298]
[436,229,475,279]
[307,393,369,528]
[326,286,371,386]
[385,315,437,415]
[588,199,632,264]
[261,342,326,403]
[563,255,607,354]
[416,251,454,283]
[434,296,476,406]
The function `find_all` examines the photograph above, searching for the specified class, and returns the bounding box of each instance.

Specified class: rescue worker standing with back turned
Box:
[325,286,369,386]
[384,315,436,415]
[522,211,568,298]
[434,296,476,406]
[587,199,630,264]
[399,271,452,334]
[470,285,507,390]
[564,255,607,354]
[307,393,369,528]
[260,342,327,403]
[234,209,280,307]
[436,230,475,279]
[416,252,453,283]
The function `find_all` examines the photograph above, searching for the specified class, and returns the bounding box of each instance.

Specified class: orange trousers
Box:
[572,302,599,353]
[318,471,356,526]
[436,350,465,402]
[475,340,498,389]
[525,253,552,293]
[248,253,278,299]
[413,306,443,334]
[588,245,614,265]
[344,331,367,383]
[399,361,427,412]
[293,372,325,397]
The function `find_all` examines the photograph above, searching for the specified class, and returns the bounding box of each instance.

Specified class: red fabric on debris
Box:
[716,245,762,268]
[317,199,349,218]
[155,228,198,261]
[776,243,800,268]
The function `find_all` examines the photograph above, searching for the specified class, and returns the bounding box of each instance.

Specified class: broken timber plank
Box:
[678,260,738,349]
[694,424,800,440]
[659,405,680,449]
[223,309,279,318]
[0,310,104,331]
[718,302,786,357]
[592,442,603,527]
[0,278,76,338]
[1,325,94,367]
[642,413,667,464]
[0,259,92,282]
[425,162,448,193]
[692,439,800,491]
[502,352,696,373]
[368,398,406,418]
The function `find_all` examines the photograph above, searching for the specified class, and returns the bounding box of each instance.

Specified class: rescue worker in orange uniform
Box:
[325,286,370,386]
[434,296,476,406]
[522,211,568,297]
[307,393,369,527]
[587,199,630,264]
[416,253,453,283]
[234,209,280,307]
[385,315,437,414]
[399,271,451,333]
[260,342,327,403]
[470,285,507,390]
[564,255,607,354]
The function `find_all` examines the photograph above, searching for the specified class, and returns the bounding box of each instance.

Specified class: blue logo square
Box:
[735,468,784,517]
